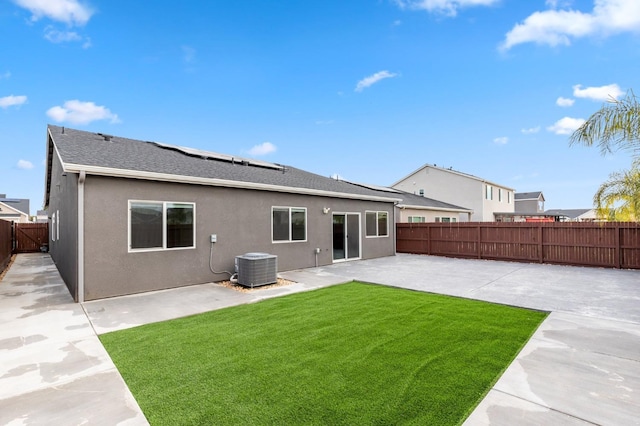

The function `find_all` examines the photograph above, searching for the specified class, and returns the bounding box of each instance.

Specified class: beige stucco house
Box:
[0,195,30,223]
[391,164,514,222]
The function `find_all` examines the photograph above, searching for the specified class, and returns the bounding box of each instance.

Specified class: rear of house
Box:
[45,125,399,301]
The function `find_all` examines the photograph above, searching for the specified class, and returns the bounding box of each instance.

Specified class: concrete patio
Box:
[1,253,639,425]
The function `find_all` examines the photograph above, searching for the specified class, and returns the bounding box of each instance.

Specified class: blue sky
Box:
[2,0,640,214]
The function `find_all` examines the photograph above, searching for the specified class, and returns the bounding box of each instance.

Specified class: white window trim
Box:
[365,210,389,238]
[51,212,56,242]
[271,206,308,243]
[56,210,59,241]
[128,200,196,253]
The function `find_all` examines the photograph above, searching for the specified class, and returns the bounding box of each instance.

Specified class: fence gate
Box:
[14,223,49,253]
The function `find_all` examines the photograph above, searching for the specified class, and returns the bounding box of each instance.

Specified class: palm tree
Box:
[570,90,640,221]
[570,90,640,162]
[593,168,640,221]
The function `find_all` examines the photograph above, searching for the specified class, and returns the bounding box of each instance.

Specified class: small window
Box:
[129,201,195,251]
[508,192,511,203]
[498,188,502,202]
[441,217,451,223]
[272,207,307,242]
[408,216,425,223]
[419,189,424,196]
[51,212,56,242]
[486,185,493,200]
[366,211,388,237]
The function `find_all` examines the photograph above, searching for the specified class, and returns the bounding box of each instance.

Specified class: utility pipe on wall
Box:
[77,170,86,303]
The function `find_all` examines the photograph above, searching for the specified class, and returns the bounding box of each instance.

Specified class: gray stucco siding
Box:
[47,152,79,299]
[81,176,395,300]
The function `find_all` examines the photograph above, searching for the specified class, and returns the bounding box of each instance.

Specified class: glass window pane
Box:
[291,208,306,241]
[131,202,163,249]
[167,203,194,248]
[273,208,289,241]
[378,212,388,236]
[366,212,377,236]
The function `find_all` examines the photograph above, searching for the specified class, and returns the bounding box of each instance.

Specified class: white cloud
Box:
[393,0,500,17]
[547,116,585,135]
[46,100,120,125]
[556,96,575,107]
[500,0,640,50]
[0,71,11,79]
[493,136,509,145]
[573,83,623,101]
[521,126,540,134]
[247,142,276,156]
[13,0,93,26]
[44,26,81,42]
[43,27,91,47]
[182,45,196,63]
[355,70,398,92]
[17,159,34,170]
[0,95,27,108]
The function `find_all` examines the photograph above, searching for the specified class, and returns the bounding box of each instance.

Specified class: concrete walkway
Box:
[2,253,639,425]
[0,254,147,426]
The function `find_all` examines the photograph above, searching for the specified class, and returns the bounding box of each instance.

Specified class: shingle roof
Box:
[515,191,544,200]
[47,125,400,203]
[544,209,593,219]
[0,198,30,215]
[394,191,472,211]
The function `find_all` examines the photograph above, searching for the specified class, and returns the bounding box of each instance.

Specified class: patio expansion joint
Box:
[466,266,527,295]
[491,388,600,425]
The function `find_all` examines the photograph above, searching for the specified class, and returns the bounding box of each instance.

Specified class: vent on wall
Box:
[235,253,277,288]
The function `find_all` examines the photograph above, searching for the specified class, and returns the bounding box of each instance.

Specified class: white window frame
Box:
[408,216,426,223]
[51,211,56,242]
[498,188,502,202]
[365,211,389,238]
[128,200,196,252]
[271,206,307,243]
[486,185,493,200]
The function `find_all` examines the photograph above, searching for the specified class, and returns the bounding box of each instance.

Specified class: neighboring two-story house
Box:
[515,191,545,214]
[391,164,514,222]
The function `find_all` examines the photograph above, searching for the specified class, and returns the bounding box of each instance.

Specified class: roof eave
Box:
[62,164,402,203]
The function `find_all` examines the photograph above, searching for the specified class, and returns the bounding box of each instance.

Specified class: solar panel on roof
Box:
[154,142,283,171]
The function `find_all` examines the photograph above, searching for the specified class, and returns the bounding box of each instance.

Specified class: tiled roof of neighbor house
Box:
[544,209,593,219]
[46,125,401,203]
[515,191,544,200]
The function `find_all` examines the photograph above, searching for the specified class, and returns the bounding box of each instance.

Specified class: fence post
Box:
[614,222,621,269]
[538,224,543,263]
[477,224,481,259]
[426,224,431,255]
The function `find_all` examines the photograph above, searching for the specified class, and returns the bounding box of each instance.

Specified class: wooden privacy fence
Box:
[0,220,12,273]
[397,222,640,270]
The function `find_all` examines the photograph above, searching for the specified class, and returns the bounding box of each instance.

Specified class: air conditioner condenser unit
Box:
[235,252,278,288]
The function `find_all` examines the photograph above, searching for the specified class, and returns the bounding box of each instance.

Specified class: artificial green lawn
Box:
[100,282,547,425]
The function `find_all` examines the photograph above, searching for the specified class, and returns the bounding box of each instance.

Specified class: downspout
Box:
[393,202,398,255]
[77,171,86,303]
